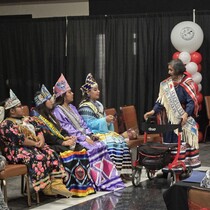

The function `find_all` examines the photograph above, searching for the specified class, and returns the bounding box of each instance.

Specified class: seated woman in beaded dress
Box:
[52,74,124,191]
[78,73,132,178]
[32,84,95,197]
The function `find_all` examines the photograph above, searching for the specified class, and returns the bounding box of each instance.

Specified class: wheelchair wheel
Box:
[167,170,176,187]
[146,169,156,180]
[132,167,142,186]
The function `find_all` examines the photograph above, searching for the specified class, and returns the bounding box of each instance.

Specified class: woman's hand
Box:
[91,134,99,141]
[144,110,155,121]
[86,136,94,144]
[106,115,115,123]
[35,134,45,148]
[64,136,77,142]
[181,112,188,126]
[62,136,77,146]
[35,141,44,148]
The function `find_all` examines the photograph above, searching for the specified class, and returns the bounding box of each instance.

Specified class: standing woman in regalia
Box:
[144,59,201,175]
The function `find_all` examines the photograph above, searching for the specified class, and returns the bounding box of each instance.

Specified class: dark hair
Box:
[4,109,11,118]
[0,100,6,107]
[79,92,91,107]
[54,93,65,106]
[34,91,61,130]
[168,59,186,76]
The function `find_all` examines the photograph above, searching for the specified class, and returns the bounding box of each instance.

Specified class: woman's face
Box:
[64,89,74,104]
[168,65,175,76]
[45,99,54,110]
[168,65,178,80]
[88,85,100,101]
[10,103,23,117]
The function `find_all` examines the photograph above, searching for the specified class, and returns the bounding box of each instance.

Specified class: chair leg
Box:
[23,173,40,205]
[21,175,25,194]
[24,174,31,206]
[203,125,210,143]
[2,179,7,204]
[36,191,40,204]
[1,174,32,206]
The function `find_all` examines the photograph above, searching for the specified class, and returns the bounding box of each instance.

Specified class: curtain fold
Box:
[66,16,106,106]
[0,17,66,105]
[29,17,66,104]
[0,19,32,103]
[66,11,208,130]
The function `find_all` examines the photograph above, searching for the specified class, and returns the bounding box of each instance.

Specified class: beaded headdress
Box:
[53,74,71,98]
[4,89,21,110]
[80,73,97,95]
[34,84,52,107]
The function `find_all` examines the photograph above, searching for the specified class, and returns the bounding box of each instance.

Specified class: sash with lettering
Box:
[157,75,199,149]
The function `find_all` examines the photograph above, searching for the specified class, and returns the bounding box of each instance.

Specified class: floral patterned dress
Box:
[0,116,66,192]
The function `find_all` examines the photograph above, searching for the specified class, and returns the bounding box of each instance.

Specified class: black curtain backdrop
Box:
[105,12,195,124]
[66,16,106,106]
[0,19,32,102]
[30,17,66,104]
[66,11,210,132]
[0,17,66,105]
[0,11,210,133]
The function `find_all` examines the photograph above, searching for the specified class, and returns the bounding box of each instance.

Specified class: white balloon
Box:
[186,62,198,75]
[178,51,191,64]
[192,72,202,84]
[198,83,202,92]
[171,21,204,53]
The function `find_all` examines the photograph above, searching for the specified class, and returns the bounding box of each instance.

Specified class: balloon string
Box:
[193,9,196,23]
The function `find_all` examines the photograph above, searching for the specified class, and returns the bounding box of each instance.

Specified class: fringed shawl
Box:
[157,75,199,149]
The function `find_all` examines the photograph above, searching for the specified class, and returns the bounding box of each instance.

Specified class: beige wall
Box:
[0,1,89,18]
